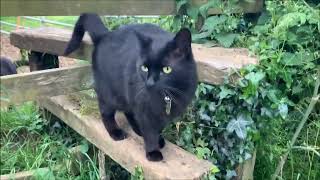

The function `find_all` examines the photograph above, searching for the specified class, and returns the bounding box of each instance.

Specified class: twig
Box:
[291,146,320,157]
[272,69,320,180]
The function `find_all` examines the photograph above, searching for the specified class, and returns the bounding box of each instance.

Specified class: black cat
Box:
[64,13,198,161]
[0,57,17,76]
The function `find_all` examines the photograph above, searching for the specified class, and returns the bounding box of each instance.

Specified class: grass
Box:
[0,16,78,32]
[0,102,130,179]
[0,16,175,34]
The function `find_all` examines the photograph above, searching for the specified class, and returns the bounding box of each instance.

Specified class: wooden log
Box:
[236,150,256,180]
[0,0,176,16]
[0,65,92,107]
[1,0,263,16]
[0,168,49,180]
[38,95,214,179]
[191,0,263,15]
[10,27,257,85]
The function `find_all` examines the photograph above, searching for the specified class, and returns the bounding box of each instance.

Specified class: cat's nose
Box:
[146,78,155,87]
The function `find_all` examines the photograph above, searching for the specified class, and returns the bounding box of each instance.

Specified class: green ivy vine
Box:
[167,0,320,179]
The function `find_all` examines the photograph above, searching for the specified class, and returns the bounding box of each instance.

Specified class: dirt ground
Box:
[0,34,76,73]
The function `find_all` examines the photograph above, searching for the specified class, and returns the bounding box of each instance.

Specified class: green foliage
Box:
[173,0,320,179]
[176,0,243,47]
[0,103,127,179]
[131,166,144,180]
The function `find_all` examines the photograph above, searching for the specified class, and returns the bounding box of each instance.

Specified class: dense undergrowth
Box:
[1,0,319,179]
[171,0,320,179]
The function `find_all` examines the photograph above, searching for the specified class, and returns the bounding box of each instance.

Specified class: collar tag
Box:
[164,96,172,115]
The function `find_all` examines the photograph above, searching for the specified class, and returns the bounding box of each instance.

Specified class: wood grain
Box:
[0,168,49,180]
[1,0,263,16]
[10,27,257,85]
[39,95,213,179]
[0,64,92,107]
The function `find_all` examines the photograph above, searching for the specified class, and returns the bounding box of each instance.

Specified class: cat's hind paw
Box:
[109,129,127,141]
[146,150,163,162]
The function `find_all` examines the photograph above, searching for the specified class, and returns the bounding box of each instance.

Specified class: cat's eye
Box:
[141,65,148,72]
[163,66,172,74]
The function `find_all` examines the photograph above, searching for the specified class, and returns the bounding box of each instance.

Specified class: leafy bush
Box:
[172,0,320,179]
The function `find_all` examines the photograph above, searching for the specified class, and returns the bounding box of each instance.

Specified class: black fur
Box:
[65,13,198,161]
[0,57,17,76]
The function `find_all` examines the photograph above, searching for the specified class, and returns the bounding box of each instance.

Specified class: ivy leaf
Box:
[80,141,89,153]
[196,147,211,159]
[226,170,237,179]
[245,71,265,86]
[200,113,211,121]
[201,15,227,32]
[257,11,271,25]
[181,125,193,143]
[278,103,288,119]
[215,33,239,48]
[274,12,307,38]
[218,86,235,100]
[199,0,222,17]
[245,152,252,160]
[176,0,188,12]
[187,6,199,21]
[192,31,213,41]
[227,115,252,139]
[280,52,314,66]
[210,165,220,174]
[266,89,280,104]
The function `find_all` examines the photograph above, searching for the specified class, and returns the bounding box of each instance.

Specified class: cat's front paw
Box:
[109,129,127,141]
[159,136,165,149]
[146,150,163,162]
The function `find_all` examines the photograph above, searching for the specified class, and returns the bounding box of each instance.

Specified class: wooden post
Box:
[98,150,107,180]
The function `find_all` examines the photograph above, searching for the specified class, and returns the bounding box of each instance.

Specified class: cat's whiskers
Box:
[134,84,146,100]
[164,86,184,97]
[164,87,188,103]
[162,89,184,109]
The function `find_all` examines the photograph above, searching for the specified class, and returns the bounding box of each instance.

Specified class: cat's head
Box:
[135,28,198,113]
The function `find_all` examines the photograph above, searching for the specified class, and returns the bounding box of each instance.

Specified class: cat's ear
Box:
[135,31,152,49]
[173,28,192,53]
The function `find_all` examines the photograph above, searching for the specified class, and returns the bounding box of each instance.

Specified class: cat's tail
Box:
[64,13,108,55]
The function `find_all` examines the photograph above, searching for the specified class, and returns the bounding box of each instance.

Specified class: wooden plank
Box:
[0,0,176,16]
[10,27,257,85]
[0,65,92,107]
[0,168,49,180]
[38,95,214,179]
[1,0,263,16]
[192,0,263,14]
[236,150,256,180]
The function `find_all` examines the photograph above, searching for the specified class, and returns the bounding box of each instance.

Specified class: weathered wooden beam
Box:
[0,65,92,107]
[1,0,176,16]
[10,27,257,85]
[1,0,263,16]
[0,168,49,180]
[38,95,213,179]
[191,0,263,14]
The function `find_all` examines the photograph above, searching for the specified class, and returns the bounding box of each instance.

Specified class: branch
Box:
[272,69,320,180]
